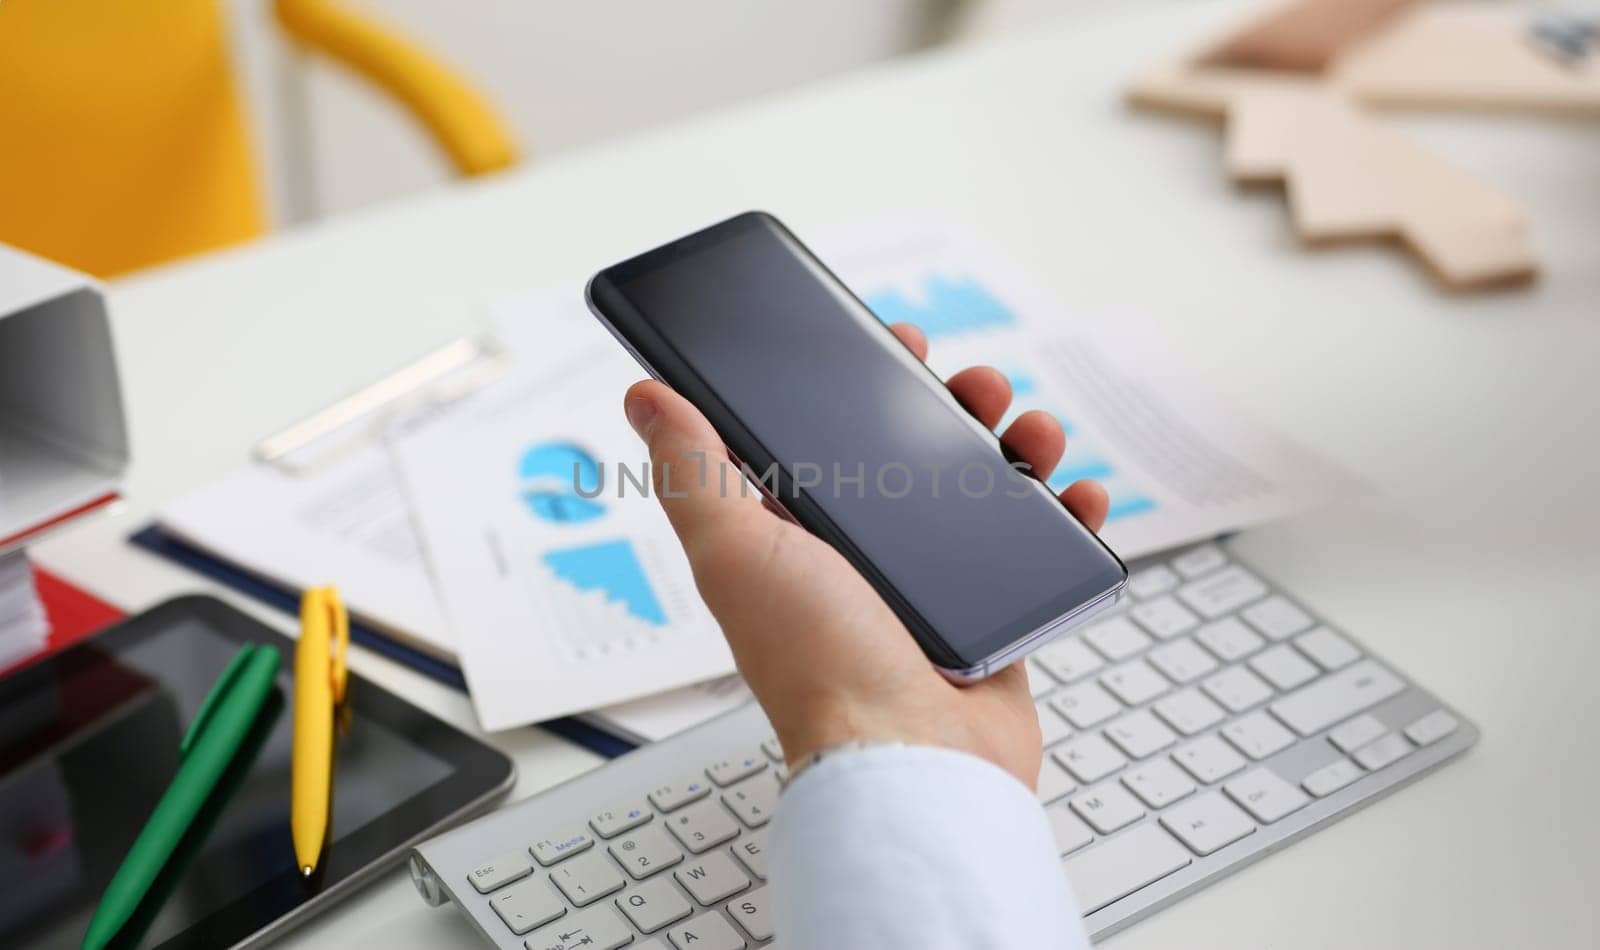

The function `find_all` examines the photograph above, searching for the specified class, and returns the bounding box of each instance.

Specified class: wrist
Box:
[782,739,908,787]
[770,699,952,771]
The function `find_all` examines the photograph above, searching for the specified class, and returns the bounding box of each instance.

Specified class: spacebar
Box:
[1062,823,1193,915]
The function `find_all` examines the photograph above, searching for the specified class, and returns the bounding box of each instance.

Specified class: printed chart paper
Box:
[391,310,736,731]
[813,217,1362,557]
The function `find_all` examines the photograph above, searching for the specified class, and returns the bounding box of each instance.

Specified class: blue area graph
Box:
[1106,496,1157,521]
[543,539,668,627]
[1048,460,1115,488]
[998,365,1038,398]
[520,442,606,523]
[863,276,1017,339]
[1046,456,1156,524]
[1041,442,1156,524]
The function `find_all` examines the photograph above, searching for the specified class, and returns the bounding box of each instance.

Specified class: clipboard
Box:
[130,337,635,759]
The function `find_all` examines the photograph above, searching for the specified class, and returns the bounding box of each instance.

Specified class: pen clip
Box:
[182,643,258,757]
[322,587,349,704]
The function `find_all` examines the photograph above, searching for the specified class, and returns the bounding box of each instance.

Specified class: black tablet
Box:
[0,595,514,949]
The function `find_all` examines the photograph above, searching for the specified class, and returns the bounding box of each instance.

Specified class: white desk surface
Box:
[32,1,1599,946]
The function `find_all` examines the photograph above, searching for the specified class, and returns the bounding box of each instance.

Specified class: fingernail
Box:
[625,394,659,438]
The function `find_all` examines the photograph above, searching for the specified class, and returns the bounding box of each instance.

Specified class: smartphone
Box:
[586,212,1127,679]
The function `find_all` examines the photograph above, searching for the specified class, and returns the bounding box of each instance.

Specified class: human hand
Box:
[622,323,1109,788]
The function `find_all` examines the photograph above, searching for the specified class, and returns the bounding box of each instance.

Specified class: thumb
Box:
[623,379,770,561]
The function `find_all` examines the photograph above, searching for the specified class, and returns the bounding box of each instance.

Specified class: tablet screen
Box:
[0,598,510,949]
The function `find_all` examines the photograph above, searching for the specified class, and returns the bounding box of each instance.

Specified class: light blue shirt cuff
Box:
[769,743,1089,949]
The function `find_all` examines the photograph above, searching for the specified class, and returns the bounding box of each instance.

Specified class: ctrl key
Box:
[468,850,531,893]
[491,878,566,934]
[526,904,635,950]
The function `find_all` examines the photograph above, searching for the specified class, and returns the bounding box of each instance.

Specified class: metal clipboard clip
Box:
[254,335,511,475]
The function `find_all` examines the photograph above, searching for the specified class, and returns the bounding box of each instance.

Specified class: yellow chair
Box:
[0,0,518,278]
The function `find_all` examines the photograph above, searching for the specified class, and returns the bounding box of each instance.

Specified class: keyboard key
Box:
[1147,638,1218,684]
[1201,666,1274,713]
[1270,660,1405,737]
[1055,734,1128,785]
[1221,711,1296,760]
[1034,637,1104,683]
[727,886,774,941]
[609,824,684,880]
[1302,758,1364,797]
[667,911,748,950]
[731,828,768,880]
[707,754,767,787]
[468,851,531,893]
[1241,596,1313,641]
[1248,645,1320,691]
[490,877,566,934]
[1038,756,1077,803]
[1062,823,1192,914]
[665,801,741,854]
[531,832,594,867]
[1045,800,1095,855]
[1172,735,1248,784]
[722,775,778,828]
[1405,710,1460,747]
[550,852,626,906]
[1294,626,1361,670]
[1104,709,1178,759]
[1327,714,1388,754]
[590,802,652,839]
[1130,596,1200,640]
[528,904,635,950]
[675,850,751,905]
[1084,616,1153,661]
[650,778,712,812]
[1026,659,1058,698]
[1071,784,1147,834]
[1161,791,1256,856]
[1128,564,1179,598]
[1153,689,1226,736]
[1037,701,1073,747]
[1101,659,1171,706]
[1122,759,1196,809]
[1172,545,1227,578]
[1225,768,1310,823]
[760,736,784,761]
[615,876,693,933]
[1354,732,1413,771]
[1177,566,1268,620]
[1195,617,1264,662]
[1052,681,1123,729]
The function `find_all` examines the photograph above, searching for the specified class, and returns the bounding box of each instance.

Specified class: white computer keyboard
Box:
[409,540,1477,949]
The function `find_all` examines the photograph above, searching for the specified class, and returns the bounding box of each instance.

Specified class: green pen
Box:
[82,642,282,950]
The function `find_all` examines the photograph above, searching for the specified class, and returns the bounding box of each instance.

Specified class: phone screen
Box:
[588,212,1125,672]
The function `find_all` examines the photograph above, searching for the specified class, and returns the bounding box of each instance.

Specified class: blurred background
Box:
[233,0,1126,221]
[7,0,1168,277]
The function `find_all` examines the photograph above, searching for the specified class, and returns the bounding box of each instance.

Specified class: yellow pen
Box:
[291,585,348,877]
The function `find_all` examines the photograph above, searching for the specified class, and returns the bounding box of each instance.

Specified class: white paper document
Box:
[813,217,1359,558]
[0,550,48,668]
[153,306,742,740]
[157,449,454,658]
[391,304,736,731]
